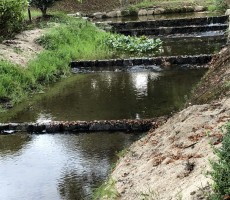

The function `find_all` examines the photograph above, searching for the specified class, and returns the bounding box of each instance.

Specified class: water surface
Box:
[1,69,206,123]
[0,132,141,200]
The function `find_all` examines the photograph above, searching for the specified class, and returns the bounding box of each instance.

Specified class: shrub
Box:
[0,0,27,36]
[210,122,230,199]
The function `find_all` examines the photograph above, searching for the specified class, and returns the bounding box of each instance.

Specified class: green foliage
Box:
[208,0,227,11]
[0,0,27,36]
[210,122,230,199]
[0,16,113,106]
[29,0,61,16]
[93,178,119,200]
[0,60,35,104]
[105,34,162,55]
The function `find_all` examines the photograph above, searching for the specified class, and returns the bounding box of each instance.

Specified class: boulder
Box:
[147,9,155,15]
[194,6,205,12]
[116,10,122,17]
[154,8,166,15]
[138,9,148,16]
[106,11,117,18]
[93,12,106,19]
[225,9,230,15]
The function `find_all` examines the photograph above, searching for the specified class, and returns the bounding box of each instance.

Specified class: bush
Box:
[0,0,27,36]
[210,122,230,199]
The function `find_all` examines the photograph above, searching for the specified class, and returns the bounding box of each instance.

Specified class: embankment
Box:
[100,46,230,199]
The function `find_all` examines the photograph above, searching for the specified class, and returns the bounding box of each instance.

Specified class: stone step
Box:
[117,24,228,36]
[107,15,228,30]
[70,54,213,69]
[0,118,167,134]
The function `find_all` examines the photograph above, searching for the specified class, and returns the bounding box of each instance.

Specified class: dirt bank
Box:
[105,46,230,199]
[0,29,45,67]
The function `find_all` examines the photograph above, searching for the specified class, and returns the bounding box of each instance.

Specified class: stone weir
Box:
[105,15,229,36]
[70,54,212,69]
[0,118,167,134]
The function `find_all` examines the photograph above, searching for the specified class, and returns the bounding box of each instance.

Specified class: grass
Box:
[209,122,230,199]
[93,178,119,200]
[0,14,113,108]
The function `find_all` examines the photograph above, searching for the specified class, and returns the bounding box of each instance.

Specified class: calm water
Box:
[0,68,206,200]
[0,132,141,200]
[1,69,205,123]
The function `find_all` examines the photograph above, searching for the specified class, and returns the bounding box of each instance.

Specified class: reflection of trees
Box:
[57,132,139,200]
[58,170,104,200]
[0,133,31,156]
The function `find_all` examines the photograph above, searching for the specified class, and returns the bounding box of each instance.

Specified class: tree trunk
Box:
[40,5,47,17]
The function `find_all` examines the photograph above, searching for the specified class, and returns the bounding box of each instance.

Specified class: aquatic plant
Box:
[105,34,162,55]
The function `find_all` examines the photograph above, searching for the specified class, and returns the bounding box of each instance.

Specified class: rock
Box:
[106,11,117,18]
[93,12,106,19]
[116,10,122,17]
[225,9,230,15]
[154,8,166,15]
[147,9,155,15]
[138,9,148,16]
[194,6,205,12]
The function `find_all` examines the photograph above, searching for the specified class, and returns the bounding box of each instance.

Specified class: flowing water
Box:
[0,68,206,200]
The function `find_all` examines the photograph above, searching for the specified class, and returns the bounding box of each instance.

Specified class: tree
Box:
[29,0,60,17]
[0,0,27,35]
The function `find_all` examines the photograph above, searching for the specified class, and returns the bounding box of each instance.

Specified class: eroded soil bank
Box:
[106,47,230,199]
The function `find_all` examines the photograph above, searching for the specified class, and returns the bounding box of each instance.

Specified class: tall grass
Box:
[0,15,112,107]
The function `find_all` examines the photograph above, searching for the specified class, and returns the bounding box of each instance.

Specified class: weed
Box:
[116,148,129,158]
[209,122,230,199]
[93,178,119,200]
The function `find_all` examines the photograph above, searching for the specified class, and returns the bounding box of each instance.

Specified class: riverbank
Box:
[95,46,230,199]
[0,15,113,109]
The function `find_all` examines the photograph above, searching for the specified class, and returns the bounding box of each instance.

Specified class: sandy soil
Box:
[0,29,45,67]
[111,98,230,199]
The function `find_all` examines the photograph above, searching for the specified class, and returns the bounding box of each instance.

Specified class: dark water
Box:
[0,132,141,200]
[160,34,227,56]
[1,69,206,123]
[0,68,206,199]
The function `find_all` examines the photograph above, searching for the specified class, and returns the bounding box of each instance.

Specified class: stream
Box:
[0,11,228,200]
[0,69,205,200]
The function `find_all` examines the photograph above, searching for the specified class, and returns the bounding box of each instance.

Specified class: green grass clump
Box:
[93,178,119,200]
[0,15,112,107]
[210,122,230,199]
[0,60,35,104]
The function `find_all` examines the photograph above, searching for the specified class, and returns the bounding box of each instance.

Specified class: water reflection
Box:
[0,134,31,157]
[1,69,206,123]
[0,133,141,200]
